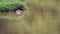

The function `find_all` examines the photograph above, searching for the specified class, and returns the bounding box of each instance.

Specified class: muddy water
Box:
[0,0,60,34]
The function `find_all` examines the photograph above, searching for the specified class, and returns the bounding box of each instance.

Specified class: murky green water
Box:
[0,0,60,34]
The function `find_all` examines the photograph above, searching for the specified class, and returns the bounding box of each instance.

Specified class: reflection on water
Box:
[0,0,60,34]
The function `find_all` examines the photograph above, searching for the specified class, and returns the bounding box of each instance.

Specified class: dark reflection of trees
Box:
[0,18,8,34]
[0,18,19,34]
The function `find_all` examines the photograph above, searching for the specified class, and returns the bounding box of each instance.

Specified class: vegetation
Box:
[0,0,27,12]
